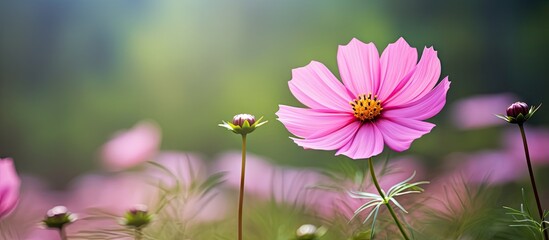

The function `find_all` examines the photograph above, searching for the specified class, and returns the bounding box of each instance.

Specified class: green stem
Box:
[518,124,548,240]
[368,158,410,240]
[59,227,67,240]
[134,228,142,240]
[238,134,247,240]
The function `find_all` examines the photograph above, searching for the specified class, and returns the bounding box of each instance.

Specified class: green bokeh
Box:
[1,0,548,187]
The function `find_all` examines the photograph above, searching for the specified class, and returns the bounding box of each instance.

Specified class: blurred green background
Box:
[1,0,548,187]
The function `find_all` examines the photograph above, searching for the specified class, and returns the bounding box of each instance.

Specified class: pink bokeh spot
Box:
[148,151,228,223]
[213,151,328,206]
[101,121,162,171]
[451,93,518,129]
[277,37,450,159]
[503,126,549,165]
[446,151,523,185]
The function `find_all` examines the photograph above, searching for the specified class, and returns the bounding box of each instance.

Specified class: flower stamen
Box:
[351,93,383,121]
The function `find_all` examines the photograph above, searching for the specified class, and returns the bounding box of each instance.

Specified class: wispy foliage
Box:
[503,188,549,240]
[73,156,225,240]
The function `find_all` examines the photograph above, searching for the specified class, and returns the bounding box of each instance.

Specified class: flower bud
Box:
[0,158,20,220]
[232,114,256,127]
[43,206,77,229]
[497,102,541,125]
[219,114,267,135]
[296,224,317,239]
[121,204,152,229]
[506,102,529,118]
[294,224,326,240]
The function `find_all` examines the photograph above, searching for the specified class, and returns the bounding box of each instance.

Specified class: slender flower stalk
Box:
[238,134,247,240]
[518,123,548,240]
[121,204,152,240]
[42,206,77,240]
[134,228,143,240]
[219,114,267,240]
[368,158,409,240]
[60,227,68,240]
[499,102,546,239]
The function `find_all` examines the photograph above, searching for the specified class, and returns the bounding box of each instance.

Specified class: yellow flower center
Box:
[350,93,383,121]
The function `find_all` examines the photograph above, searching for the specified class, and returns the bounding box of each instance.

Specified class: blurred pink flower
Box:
[67,173,153,216]
[445,151,523,185]
[277,37,450,159]
[0,158,20,219]
[423,173,488,217]
[62,172,154,237]
[503,126,549,165]
[101,121,161,171]
[147,151,228,222]
[270,167,327,205]
[213,151,275,199]
[148,151,209,189]
[0,176,62,239]
[450,93,517,129]
[213,151,327,206]
[443,126,549,186]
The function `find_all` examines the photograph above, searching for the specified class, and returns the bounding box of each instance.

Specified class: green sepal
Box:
[43,214,76,229]
[122,211,152,229]
[496,103,542,124]
[218,116,268,135]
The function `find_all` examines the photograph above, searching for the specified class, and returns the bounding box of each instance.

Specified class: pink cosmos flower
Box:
[277,37,450,159]
[0,158,20,219]
[101,121,161,171]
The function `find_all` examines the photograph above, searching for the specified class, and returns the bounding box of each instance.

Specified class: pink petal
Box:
[337,38,380,97]
[377,37,418,100]
[336,123,384,159]
[276,105,355,139]
[384,46,441,106]
[289,61,351,111]
[376,118,435,152]
[0,158,20,219]
[383,77,450,121]
[292,121,361,151]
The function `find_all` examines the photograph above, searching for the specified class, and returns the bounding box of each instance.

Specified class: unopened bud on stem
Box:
[42,206,77,229]
[219,113,267,135]
[497,101,541,125]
